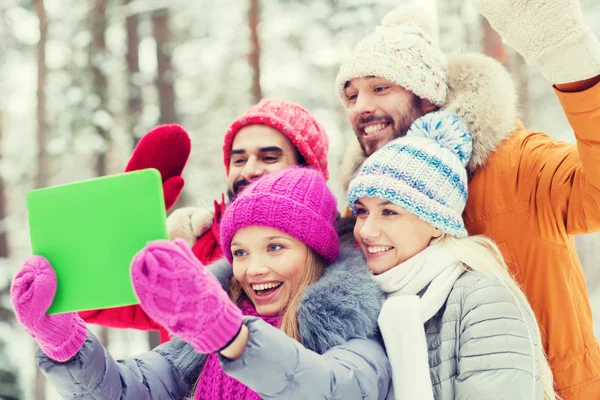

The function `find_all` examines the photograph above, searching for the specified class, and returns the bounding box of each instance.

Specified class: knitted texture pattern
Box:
[10,256,87,362]
[222,98,330,179]
[125,124,191,211]
[131,239,243,354]
[347,110,472,237]
[336,4,447,107]
[220,167,339,264]
[195,301,282,400]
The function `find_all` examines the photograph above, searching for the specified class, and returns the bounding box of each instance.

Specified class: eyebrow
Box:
[266,235,291,241]
[343,75,376,90]
[230,146,284,157]
[230,235,292,248]
[354,199,395,207]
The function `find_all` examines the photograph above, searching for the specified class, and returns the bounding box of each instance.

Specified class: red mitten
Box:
[125,124,191,211]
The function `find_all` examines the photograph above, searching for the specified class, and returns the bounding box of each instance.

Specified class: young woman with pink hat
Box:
[11,167,391,400]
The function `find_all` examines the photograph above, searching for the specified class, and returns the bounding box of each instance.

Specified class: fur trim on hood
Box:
[298,246,382,354]
[444,53,518,173]
[165,247,380,385]
[339,52,518,193]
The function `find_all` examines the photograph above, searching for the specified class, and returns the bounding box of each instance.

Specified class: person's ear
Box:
[420,98,439,114]
[432,227,443,239]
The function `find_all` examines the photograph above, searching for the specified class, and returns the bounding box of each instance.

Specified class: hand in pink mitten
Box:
[10,256,87,362]
[131,239,243,353]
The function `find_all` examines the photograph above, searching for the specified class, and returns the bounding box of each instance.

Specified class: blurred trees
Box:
[1,0,600,397]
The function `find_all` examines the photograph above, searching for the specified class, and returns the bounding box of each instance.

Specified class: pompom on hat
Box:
[222,99,329,179]
[347,110,472,237]
[336,4,447,107]
[220,167,340,263]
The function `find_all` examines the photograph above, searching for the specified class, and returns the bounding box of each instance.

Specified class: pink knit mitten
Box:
[131,239,243,353]
[10,256,87,362]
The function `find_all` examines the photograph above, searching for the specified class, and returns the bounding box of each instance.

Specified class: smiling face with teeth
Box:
[344,76,437,156]
[353,197,442,275]
[230,226,313,317]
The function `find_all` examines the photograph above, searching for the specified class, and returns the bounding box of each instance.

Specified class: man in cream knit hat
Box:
[336,5,447,157]
[337,1,600,399]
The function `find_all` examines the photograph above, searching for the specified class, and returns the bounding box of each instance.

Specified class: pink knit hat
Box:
[222,99,330,179]
[220,167,339,263]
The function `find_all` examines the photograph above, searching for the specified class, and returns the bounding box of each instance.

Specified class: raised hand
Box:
[10,256,87,362]
[472,0,600,83]
[166,206,214,247]
[125,124,191,211]
[131,239,243,353]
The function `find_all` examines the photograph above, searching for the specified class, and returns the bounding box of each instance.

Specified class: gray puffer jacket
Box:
[36,248,391,399]
[426,270,543,399]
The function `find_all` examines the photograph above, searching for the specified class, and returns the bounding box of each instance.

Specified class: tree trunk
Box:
[91,0,109,177]
[123,0,143,148]
[90,0,112,349]
[34,2,49,394]
[0,113,19,400]
[482,17,507,65]
[248,0,262,104]
[152,9,177,124]
[0,112,7,258]
[35,0,49,190]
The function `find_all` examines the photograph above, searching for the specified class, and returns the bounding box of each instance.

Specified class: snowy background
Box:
[1,0,599,398]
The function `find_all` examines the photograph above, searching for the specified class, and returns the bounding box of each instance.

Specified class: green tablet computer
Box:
[26,168,168,315]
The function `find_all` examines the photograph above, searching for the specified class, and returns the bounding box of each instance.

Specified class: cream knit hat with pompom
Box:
[336,4,447,107]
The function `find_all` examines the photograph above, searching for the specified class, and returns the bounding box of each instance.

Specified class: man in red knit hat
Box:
[82,98,330,343]
[167,99,329,267]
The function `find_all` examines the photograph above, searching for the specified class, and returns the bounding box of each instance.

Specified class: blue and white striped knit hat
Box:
[347,110,472,237]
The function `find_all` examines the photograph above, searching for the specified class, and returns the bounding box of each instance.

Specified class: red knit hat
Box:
[222,99,329,179]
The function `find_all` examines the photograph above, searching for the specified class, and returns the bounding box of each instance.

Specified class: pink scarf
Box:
[194,301,282,400]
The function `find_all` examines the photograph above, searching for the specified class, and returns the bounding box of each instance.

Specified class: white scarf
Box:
[373,244,464,400]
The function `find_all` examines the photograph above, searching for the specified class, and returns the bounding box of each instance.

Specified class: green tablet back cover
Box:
[26,169,168,315]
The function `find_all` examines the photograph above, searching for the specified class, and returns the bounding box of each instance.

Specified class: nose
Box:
[358,215,381,241]
[351,92,375,122]
[241,156,265,181]
[246,255,269,278]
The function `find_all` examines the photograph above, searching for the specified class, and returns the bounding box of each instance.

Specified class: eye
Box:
[345,92,357,103]
[267,244,283,252]
[374,86,389,93]
[263,155,279,163]
[382,209,397,216]
[355,207,368,217]
[231,158,246,166]
[232,249,248,258]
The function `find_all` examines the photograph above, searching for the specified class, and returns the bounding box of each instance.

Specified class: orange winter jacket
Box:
[463,82,600,399]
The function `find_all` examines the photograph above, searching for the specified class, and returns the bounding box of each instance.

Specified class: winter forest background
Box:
[1,0,599,398]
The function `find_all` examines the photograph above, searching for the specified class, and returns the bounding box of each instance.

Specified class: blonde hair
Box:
[189,247,326,398]
[435,234,557,400]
